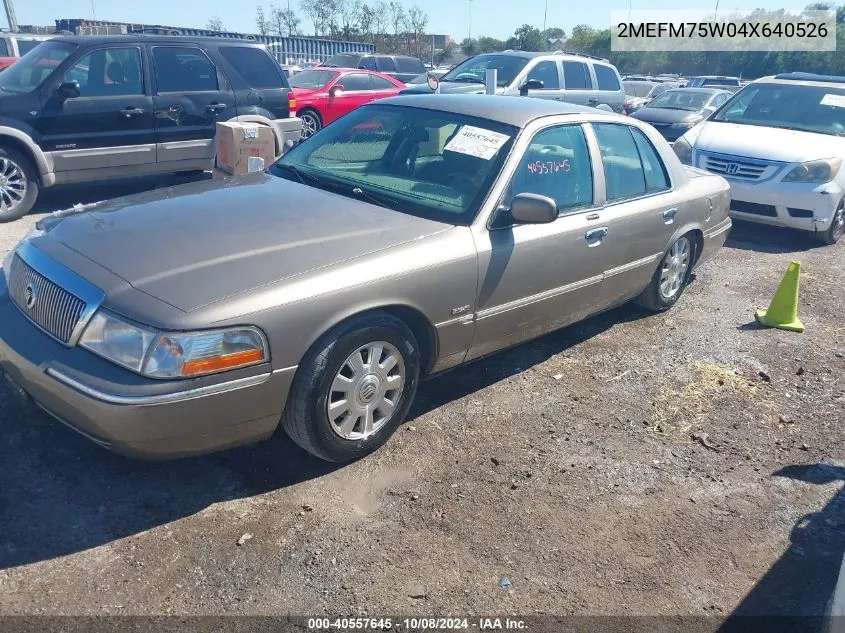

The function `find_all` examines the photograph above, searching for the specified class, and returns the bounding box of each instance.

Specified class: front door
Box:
[521,60,565,101]
[561,60,596,108]
[467,123,612,361]
[149,45,236,164]
[37,45,156,172]
[323,72,384,124]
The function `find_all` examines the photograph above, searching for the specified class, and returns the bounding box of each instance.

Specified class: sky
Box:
[12,0,819,41]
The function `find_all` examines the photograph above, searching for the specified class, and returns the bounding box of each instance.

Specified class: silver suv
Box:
[400,50,626,113]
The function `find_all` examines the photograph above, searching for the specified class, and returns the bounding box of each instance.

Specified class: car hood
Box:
[40,174,452,312]
[400,82,488,95]
[631,107,699,124]
[691,121,845,163]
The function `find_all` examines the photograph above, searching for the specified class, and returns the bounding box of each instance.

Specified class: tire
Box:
[815,200,844,246]
[0,146,38,223]
[300,109,322,140]
[636,234,695,312]
[282,312,420,462]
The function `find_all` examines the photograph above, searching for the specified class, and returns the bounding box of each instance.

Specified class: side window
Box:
[340,73,374,91]
[0,39,9,57]
[359,56,378,70]
[153,47,218,93]
[396,57,424,73]
[18,40,42,56]
[592,123,646,201]
[507,125,593,215]
[64,47,143,97]
[630,127,670,193]
[219,46,286,89]
[594,64,621,91]
[370,75,397,90]
[713,93,728,107]
[526,61,560,90]
[377,57,396,72]
[562,61,590,90]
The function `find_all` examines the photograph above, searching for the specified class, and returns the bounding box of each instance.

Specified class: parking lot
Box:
[1,183,842,617]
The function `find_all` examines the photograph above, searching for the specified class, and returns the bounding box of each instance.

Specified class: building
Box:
[52,18,374,64]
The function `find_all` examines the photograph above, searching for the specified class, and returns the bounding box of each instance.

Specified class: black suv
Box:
[0,35,302,221]
[321,53,425,83]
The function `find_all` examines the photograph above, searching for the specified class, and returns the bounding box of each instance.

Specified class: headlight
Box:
[673,136,693,165]
[79,310,268,378]
[782,158,842,184]
[671,117,703,129]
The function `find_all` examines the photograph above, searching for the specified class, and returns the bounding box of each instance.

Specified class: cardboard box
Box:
[216,122,277,176]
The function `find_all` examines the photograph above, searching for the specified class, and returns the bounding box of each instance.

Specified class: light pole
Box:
[468,0,473,41]
[2,0,17,31]
[543,0,548,32]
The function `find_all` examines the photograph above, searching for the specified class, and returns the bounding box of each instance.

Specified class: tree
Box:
[476,35,506,53]
[271,5,301,35]
[388,1,407,37]
[205,16,224,32]
[256,6,270,35]
[358,3,375,42]
[460,37,478,56]
[510,24,545,51]
[407,5,429,56]
[434,41,456,65]
[337,0,362,40]
[300,0,322,35]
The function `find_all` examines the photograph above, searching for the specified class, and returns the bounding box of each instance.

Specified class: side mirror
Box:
[56,80,81,101]
[519,79,544,96]
[329,84,344,96]
[510,193,557,224]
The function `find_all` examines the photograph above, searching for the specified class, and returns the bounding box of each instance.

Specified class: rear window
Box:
[594,64,621,91]
[395,57,424,73]
[219,46,287,89]
[563,61,591,90]
[324,54,361,68]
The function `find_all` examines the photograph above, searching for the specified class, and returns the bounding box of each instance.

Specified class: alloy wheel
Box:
[300,113,319,139]
[0,157,27,213]
[659,237,691,300]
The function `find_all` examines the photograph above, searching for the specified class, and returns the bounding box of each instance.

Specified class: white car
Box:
[673,73,845,245]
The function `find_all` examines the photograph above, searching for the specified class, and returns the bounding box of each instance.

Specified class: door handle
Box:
[585,227,608,246]
[586,212,600,221]
[587,98,598,105]
[206,102,227,114]
[663,208,677,224]
[120,107,144,118]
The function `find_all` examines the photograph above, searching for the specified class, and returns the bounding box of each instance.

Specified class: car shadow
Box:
[0,300,653,570]
[718,463,845,632]
[725,219,824,254]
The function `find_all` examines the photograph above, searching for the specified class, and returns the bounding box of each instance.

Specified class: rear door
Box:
[591,62,625,113]
[150,44,236,164]
[587,122,678,303]
[521,60,565,101]
[216,45,292,120]
[561,60,595,107]
[36,44,156,173]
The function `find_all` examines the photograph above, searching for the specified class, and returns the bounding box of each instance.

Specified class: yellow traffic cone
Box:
[755,261,804,333]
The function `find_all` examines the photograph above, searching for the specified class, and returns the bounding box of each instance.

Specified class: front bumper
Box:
[0,288,294,459]
[721,178,842,233]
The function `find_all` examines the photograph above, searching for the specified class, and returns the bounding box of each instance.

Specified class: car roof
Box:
[49,34,266,47]
[377,94,606,127]
[758,72,845,88]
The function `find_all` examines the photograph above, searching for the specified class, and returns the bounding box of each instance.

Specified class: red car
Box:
[0,57,18,73]
[289,68,406,138]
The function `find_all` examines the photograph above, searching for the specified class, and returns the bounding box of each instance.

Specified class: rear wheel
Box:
[636,234,694,312]
[300,109,322,140]
[815,200,844,245]
[282,312,420,462]
[0,147,38,223]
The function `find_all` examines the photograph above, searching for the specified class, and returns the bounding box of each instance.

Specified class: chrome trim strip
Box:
[272,365,298,374]
[604,253,661,278]
[434,314,475,328]
[705,218,732,239]
[49,144,155,159]
[476,274,603,321]
[46,368,271,406]
[14,242,105,347]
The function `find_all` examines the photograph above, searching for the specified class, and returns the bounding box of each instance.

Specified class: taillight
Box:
[288,94,297,114]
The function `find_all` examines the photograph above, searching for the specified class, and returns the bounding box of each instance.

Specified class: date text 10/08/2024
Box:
[307,617,528,630]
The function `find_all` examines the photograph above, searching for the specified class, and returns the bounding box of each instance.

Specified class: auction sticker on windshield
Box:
[820,93,845,108]
[445,125,510,160]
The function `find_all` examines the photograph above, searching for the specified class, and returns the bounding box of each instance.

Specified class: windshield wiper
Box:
[273,163,318,185]
[447,76,486,84]
[350,186,401,210]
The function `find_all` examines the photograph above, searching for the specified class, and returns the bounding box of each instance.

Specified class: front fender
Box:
[0,120,52,181]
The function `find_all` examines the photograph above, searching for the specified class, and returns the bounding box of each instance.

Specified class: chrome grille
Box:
[8,254,87,344]
[703,156,767,180]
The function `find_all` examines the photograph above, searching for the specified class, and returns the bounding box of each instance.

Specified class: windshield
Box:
[290,69,338,89]
[0,41,76,93]
[323,54,359,68]
[648,90,710,111]
[441,54,529,88]
[712,83,845,136]
[623,81,655,97]
[271,104,517,225]
[646,83,676,98]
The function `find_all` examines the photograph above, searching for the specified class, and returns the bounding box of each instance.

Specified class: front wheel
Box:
[282,312,420,462]
[636,234,694,312]
[815,200,844,245]
[0,147,38,223]
[299,110,322,140]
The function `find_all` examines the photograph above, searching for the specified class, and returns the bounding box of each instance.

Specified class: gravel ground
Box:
[0,181,843,622]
